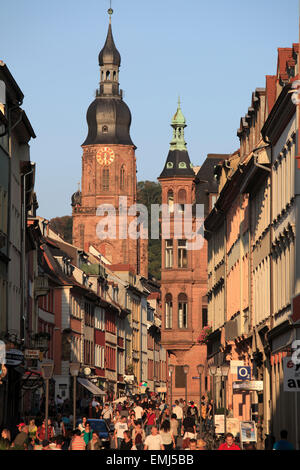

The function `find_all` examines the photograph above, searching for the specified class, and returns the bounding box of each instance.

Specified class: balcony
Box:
[34,276,49,298]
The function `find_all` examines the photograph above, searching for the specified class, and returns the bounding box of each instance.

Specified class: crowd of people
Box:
[0,392,294,450]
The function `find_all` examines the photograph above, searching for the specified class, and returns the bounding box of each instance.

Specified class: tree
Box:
[49,216,72,244]
[137,181,161,280]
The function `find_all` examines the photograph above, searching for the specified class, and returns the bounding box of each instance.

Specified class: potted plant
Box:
[197,325,213,344]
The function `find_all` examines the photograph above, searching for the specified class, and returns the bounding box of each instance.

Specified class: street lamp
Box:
[220,364,230,435]
[168,364,175,412]
[183,364,190,405]
[208,365,217,432]
[197,364,205,437]
[70,363,80,430]
[41,360,54,440]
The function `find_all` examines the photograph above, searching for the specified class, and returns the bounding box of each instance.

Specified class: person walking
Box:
[218,433,240,450]
[82,423,93,448]
[144,426,164,450]
[69,429,86,450]
[170,414,179,448]
[114,416,128,449]
[120,430,133,450]
[160,420,175,450]
[273,430,294,450]
[144,407,156,436]
[173,400,183,433]
[132,421,146,450]
[87,432,102,450]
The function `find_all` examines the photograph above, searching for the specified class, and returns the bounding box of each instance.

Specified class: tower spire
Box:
[170,97,187,151]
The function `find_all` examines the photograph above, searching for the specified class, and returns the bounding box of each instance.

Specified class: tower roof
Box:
[159,99,194,179]
[98,19,121,67]
[82,11,134,147]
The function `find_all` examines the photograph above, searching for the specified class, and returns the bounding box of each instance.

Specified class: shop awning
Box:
[77,377,106,396]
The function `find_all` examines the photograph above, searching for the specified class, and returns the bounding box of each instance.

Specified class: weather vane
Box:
[108,0,113,20]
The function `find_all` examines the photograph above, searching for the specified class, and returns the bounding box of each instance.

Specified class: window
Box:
[165,239,173,268]
[178,189,186,213]
[202,307,208,327]
[178,239,188,268]
[120,165,126,190]
[102,125,108,133]
[102,168,109,191]
[106,70,111,80]
[167,190,174,213]
[178,293,188,329]
[165,294,173,329]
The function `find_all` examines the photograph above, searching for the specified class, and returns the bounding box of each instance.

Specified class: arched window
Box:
[178,239,188,268]
[167,189,174,213]
[178,189,186,213]
[102,125,108,133]
[101,71,104,81]
[113,71,117,81]
[106,70,111,80]
[178,293,188,329]
[120,165,126,190]
[102,169,109,191]
[165,294,173,329]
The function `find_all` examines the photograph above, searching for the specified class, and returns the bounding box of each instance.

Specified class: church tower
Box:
[158,100,207,404]
[72,10,148,277]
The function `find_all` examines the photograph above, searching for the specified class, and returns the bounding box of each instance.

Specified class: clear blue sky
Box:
[1,0,299,219]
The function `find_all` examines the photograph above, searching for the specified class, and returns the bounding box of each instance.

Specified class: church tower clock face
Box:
[96,146,115,166]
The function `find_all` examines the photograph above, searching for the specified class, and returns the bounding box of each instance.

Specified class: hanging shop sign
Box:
[283,356,300,392]
[233,381,263,391]
[240,421,257,443]
[24,349,40,360]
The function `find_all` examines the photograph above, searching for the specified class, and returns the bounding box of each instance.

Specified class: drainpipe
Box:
[21,166,34,347]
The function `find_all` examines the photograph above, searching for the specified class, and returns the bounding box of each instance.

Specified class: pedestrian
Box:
[170,414,179,447]
[186,438,198,450]
[37,419,55,443]
[82,423,93,448]
[196,438,207,450]
[206,403,213,431]
[128,410,136,433]
[52,435,64,450]
[133,401,144,423]
[160,420,175,450]
[182,408,196,438]
[144,426,164,450]
[132,421,146,450]
[120,430,133,450]
[78,416,88,433]
[273,430,294,450]
[114,416,128,449]
[87,431,102,450]
[94,405,102,419]
[218,432,241,450]
[144,407,156,436]
[0,429,11,449]
[69,429,86,450]
[173,400,183,432]
[54,415,66,437]
[264,433,275,450]
[102,402,113,427]
[11,424,29,449]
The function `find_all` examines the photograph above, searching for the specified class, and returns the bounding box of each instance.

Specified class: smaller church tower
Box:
[158,100,207,404]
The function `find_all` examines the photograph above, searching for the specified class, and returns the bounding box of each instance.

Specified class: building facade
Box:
[205,43,300,449]
[159,101,220,404]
